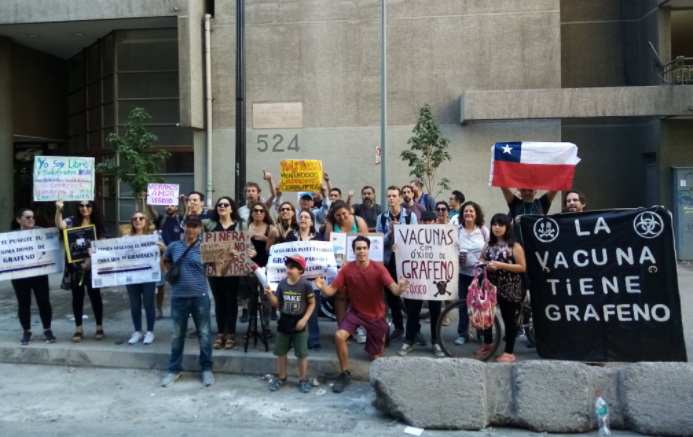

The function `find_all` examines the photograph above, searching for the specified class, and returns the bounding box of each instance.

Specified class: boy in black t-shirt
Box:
[264,254,315,393]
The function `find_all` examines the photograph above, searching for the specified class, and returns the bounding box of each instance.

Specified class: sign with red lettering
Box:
[146,183,179,206]
[202,231,253,277]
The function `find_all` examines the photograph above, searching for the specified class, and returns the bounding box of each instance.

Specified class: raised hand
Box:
[323,172,330,182]
[55,199,64,211]
[262,170,272,181]
[315,274,325,289]
[348,190,355,199]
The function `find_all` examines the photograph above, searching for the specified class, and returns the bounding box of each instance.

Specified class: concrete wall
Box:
[178,0,206,129]
[0,38,14,229]
[11,43,67,141]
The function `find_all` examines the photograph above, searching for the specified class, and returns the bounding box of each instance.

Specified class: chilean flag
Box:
[489,142,580,191]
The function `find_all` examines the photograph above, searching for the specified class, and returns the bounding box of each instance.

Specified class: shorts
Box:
[338,311,389,357]
[273,330,309,359]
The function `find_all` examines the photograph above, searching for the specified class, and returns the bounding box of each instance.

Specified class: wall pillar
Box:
[0,37,14,232]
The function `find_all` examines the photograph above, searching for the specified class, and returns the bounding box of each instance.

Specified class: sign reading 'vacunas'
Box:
[521,207,687,362]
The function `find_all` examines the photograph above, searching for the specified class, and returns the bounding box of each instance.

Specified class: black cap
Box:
[420,211,437,222]
[184,215,202,226]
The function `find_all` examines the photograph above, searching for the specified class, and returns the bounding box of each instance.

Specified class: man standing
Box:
[160,215,214,388]
[401,185,426,221]
[238,182,264,222]
[179,191,209,218]
[448,190,465,220]
[351,186,381,232]
[315,236,410,393]
[410,180,436,211]
[147,200,181,318]
[299,192,330,225]
[500,187,558,242]
[564,190,587,212]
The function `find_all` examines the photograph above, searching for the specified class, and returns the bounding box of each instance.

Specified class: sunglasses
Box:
[253,209,266,214]
[280,207,292,212]
[132,216,146,222]
[217,203,231,208]
[436,208,448,212]
[23,215,35,220]
[79,204,93,209]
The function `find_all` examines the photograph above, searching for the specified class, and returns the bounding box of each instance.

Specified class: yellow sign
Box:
[280,160,323,192]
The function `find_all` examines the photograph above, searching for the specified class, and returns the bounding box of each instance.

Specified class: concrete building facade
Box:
[0,0,691,233]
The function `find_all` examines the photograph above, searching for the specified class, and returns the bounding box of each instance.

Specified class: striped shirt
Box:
[164,240,208,298]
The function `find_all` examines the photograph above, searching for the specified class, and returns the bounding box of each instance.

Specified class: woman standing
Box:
[324,200,368,242]
[125,211,166,345]
[276,201,299,243]
[433,201,453,326]
[55,199,110,342]
[203,196,243,350]
[10,208,56,345]
[480,213,526,363]
[453,201,489,345]
[247,202,279,338]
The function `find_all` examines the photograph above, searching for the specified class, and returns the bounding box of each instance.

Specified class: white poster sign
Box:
[33,156,95,201]
[90,235,161,287]
[345,233,384,263]
[147,183,180,206]
[394,224,459,301]
[266,241,337,290]
[0,228,64,281]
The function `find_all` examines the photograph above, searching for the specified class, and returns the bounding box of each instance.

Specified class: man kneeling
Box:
[315,236,409,393]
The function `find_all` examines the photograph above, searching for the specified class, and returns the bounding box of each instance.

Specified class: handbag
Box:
[467,266,498,330]
[165,242,197,285]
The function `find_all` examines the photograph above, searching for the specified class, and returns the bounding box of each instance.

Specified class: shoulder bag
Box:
[165,242,197,285]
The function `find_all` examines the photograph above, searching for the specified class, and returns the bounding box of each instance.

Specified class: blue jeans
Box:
[168,295,213,373]
[126,282,156,332]
[307,289,321,348]
[457,274,473,337]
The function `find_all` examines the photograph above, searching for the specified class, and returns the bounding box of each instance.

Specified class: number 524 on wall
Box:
[256,134,299,153]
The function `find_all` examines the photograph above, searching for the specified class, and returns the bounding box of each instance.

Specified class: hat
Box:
[285,254,307,271]
[420,211,437,222]
[184,215,202,226]
[300,192,314,200]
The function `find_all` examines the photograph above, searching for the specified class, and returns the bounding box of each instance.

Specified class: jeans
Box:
[307,289,321,347]
[457,274,473,337]
[71,271,103,327]
[12,275,52,331]
[404,299,442,345]
[168,295,213,373]
[384,258,404,331]
[208,276,240,335]
[126,282,156,332]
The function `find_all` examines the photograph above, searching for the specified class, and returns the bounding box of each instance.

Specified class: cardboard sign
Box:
[266,241,337,291]
[33,156,95,201]
[147,183,179,206]
[64,225,97,263]
[90,235,161,287]
[280,160,323,192]
[394,224,460,301]
[0,228,64,281]
[202,231,253,277]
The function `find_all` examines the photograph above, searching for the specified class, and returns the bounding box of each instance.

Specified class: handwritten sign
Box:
[202,231,252,277]
[280,160,323,192]
[64,225,97,263]
[0,228,64,281]
[266,241,337,291]
[147,183,180,206]
[33,156,95,201]
[395,224,459,301]
[91,235,161,287]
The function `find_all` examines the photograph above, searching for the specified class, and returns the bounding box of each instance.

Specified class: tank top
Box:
[334,217,358,233]
[250,224,271,267]
[213,221,238,232]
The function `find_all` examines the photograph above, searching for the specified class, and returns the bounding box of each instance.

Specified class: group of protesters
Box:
[7,169,588,393]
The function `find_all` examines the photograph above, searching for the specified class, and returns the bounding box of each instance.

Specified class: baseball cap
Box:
[285,253,307,271]
[184,215,202,226]
[300,193,314,200]
[420,211,437,222]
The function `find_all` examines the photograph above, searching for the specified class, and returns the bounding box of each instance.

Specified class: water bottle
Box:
[595,393,611,437]
[251,265,269,288]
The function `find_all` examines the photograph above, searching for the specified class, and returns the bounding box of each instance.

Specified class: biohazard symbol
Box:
[633,211,664,239]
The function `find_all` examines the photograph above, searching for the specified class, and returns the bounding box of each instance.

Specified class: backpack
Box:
[160,215,181,230]
[467,266,498,330]
[380,210,412,231]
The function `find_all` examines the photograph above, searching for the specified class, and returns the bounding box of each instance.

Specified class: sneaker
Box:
[43,330,57,343]
[202,370,215,387]
[454,336,467,345]
[240,309,249,323]
[269,377,286,391]
[414,332,427,346]
[308,344,322,351]
[517,328,526,337]
[128,331,144,345]
[332,371,351,393]
[390,328,404,341]
[143,331,155,345]
[398,343,414,356]
[161,372,180,387]
[299,379,311,393]
[432,344,445,358]
[356,327,367,344]
[20,331,32,346]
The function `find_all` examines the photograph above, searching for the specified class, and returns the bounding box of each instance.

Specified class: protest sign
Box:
[0,228,64,281]
[266,241,337,290]
[64,225,97,263]
[202,231,252,277]
[90,235,161,287]
[394,224,459,301]
[33,156,95,201]
[344,233,384,263]
[280,160,322,192]
[520,207,687,362]
[147,183,179,206]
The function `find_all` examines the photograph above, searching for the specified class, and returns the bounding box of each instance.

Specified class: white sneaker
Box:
[128,331,144,345]
[143,331,155,345]
[356,327,367,344]
[433,344,445,358]
[454,336,467,345]
[398,343,414,356]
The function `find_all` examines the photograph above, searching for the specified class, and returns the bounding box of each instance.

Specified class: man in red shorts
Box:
[315,236,410,393]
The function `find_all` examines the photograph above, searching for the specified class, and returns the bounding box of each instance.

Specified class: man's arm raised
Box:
[315,274,338,296]
[388,276,411,297]
[501,187,516,205]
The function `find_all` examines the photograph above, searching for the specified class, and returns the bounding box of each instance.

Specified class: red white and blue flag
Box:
[489,142,580,191]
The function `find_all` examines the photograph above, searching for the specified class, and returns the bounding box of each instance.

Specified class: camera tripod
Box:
[243,278,271,352]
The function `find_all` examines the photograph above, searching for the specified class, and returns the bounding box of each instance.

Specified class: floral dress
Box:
[484,243,522,303]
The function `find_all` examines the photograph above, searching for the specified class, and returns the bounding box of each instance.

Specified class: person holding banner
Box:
[501,188,558,241]
[276,201,299,243]
[564,189,587,213]
[9,208,56,345]
[479,214,526,363]
[55,199,110,342]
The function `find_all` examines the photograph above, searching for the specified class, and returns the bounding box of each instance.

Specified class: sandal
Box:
[72,332,83,343]
[95,330,105,341]
[225,334,235,350]
[442,317,451,327]
[474,344,493,356]
[214,334,226,350]
[497,353,516,363]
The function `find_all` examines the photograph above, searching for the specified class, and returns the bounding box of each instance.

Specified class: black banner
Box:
[64,225,97,264]
[520,207,687,362]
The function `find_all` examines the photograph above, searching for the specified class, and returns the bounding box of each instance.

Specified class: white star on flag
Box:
[502,144,513,154]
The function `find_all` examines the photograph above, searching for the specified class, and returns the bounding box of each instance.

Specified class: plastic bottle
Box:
[251,265,269,288]
[595,393,611,437]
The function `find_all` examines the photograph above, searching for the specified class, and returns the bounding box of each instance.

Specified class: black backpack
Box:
[380,210,412,230]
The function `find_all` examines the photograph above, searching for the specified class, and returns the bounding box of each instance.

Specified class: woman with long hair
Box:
[435,201,451,225]
[10,208,56,345]
[125,211,166,345]
[479,213,526,363]
[55,199,111,343]
[276,201,299,243]
[247,202,279,338]
[324,200,368,242]
[203,196,243,349]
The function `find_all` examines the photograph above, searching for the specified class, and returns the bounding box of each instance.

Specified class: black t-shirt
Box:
[154,214,182,245]
[353,204,381,229]
[508,194,551,243]
[276,278,314,333]
[212,221,238,232]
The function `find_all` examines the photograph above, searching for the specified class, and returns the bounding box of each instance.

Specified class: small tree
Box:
[400,104,452,196]
[96,108,171,211]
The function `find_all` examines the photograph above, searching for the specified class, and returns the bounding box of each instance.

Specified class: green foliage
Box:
[400,104,452,196]
[96,108,171,210]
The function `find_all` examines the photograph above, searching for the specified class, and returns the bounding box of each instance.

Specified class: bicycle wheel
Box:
[436,300,502,362]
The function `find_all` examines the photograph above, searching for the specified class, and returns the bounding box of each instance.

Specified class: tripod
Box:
[244,278,270,352]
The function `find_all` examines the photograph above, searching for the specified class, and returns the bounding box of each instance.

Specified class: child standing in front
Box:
[264,254,315,393]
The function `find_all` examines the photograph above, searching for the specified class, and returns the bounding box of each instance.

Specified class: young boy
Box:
[264,254,315,393]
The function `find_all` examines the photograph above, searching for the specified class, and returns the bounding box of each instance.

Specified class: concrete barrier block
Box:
[514,361,592,432]
[485,364,513,426]
[371,357,488,430]
[587,366,624,429]
[621,362,693,437]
